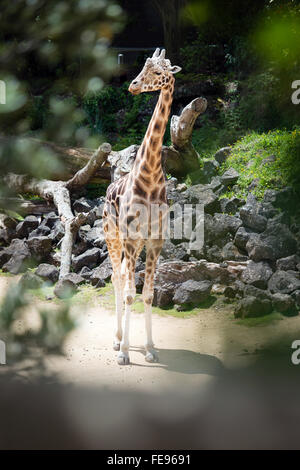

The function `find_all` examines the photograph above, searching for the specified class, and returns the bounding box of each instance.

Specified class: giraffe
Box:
[103,48,181,365]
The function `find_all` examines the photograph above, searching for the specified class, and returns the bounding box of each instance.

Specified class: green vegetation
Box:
[236,311,284,328]
[221,128,300,200]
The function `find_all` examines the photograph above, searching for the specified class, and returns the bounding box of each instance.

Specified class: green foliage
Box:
[82,82,153,147]
[221,128,300,199]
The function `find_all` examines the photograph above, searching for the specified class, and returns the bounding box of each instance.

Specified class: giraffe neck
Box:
[133,77,174,181]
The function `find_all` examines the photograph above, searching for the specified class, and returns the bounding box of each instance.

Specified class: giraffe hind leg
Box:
[105,235,124,352]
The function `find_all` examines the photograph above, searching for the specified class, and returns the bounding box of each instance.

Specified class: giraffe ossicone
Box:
[103,49,181,365]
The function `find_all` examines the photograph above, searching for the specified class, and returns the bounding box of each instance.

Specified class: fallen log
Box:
[4,143,111,279]
[11,97,207,184]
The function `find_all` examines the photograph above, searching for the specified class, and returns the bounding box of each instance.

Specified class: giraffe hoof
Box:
[117,352,130,365]
[145,351,159,363]
[113,341,121,351]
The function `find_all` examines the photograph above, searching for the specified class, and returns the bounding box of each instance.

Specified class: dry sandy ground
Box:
[1,274,300,394]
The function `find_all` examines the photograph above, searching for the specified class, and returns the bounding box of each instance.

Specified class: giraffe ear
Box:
[170,65,182,74]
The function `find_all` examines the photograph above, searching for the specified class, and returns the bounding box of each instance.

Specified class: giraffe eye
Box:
[154,71,161,76]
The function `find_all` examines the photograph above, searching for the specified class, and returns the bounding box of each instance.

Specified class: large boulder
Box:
[72,247,102,272]
[205,213,242,248]
[1,239,31,274]
[54,279,78,299]
[160,240,188,261]
[241,260,273,289]
[173,280,212,309]
[28,225,51,238]
[151,260,234,307]
[234,226,253,251]
[234,296,273,318]
[214,147,231,165]
[276,255,300,271]
[62,273,85,286]
[239,204,267,233]
[245,223,297,262]
[27,236,52,261]
[220,197,244,215]
[268,270,300,294]
[184,184,220,214]
[272,293,298,316]
[15,215,39,239]
[36,263,59,284]
[220,168,239,186]
[90,258,113,285]
[243,284,272,301]
[19,271,43,289]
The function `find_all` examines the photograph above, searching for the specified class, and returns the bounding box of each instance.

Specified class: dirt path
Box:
[1,275,300,393]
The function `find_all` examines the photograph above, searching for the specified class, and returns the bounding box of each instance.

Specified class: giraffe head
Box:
[128,48,181,95]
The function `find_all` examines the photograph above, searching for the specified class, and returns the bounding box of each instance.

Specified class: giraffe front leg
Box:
[142,243,162,363]
[118,242,138,365]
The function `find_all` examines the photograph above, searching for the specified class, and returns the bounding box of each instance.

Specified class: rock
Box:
[234,226,253,251]
[234,296,273,318]
[211,284,226,295]
[244,223,297,262]
[0,249,11,268]
[205,213,242,247]
[268,270,300,294]
[276,255,300,271]
[72,247,102,272]
[263,187,295,211]
[261,154,276,166]
[214,147,231,165]
[29,225,51,238]
[246,240,275,262]
[0,214,17,229]
[42,212,59,228]
[153,286,174,308]
[90,258,112,285]
[220,168,239,186]
[0,227,15,245]
[62,273,85,286]
[54,279,78,299]
[73,197,93,213]
[27,236,52,260]
[172,280,212,308]
[184,185,220,214]
[15,215,39,239]
[292,290,300,306]
[19,271,43,289]
[248,178,260,191]
[220,197,243,214]
[73,240,91,256]
[260,223,297,260]
[202,159,219,182]
[241,260,273,289]
[1,239,31,274]
[49,220,65,242]
[79,266,93,280]
[176,183,187,192]
[221,242,248,261]
[239,205,267,233]
[206,245,223,263]
[36,263,59,284]
[209,176,223,193]
[160,240,188,261]
[243,284,272,301]
[272,293,298,316]
[223,285,236,299]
